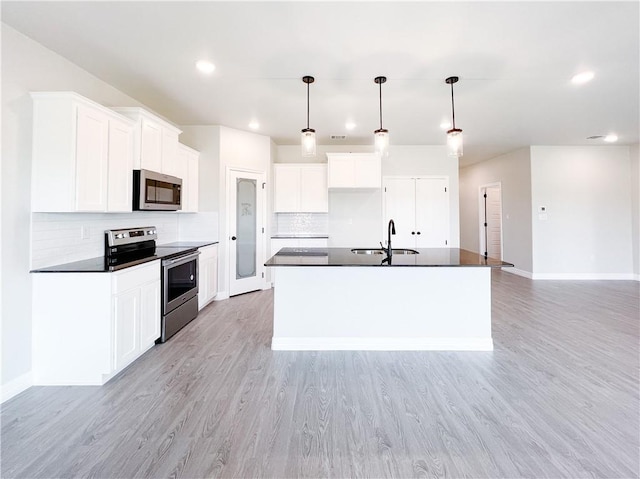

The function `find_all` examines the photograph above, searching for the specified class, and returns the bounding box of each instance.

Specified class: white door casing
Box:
[228,169,266,296]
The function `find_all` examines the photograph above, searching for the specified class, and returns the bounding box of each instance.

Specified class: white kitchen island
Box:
[265,247,512,351]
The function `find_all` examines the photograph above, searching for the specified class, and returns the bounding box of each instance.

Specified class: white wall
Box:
[629,143,639,279]
[459,148,533,273]
[1,24,147,398]
[530,146,633,278]
[182,125,271,298]
[276,145,460,248]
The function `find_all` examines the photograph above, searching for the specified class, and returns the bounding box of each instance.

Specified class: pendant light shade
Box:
[374,76,389,157]
[301,76,316,157]
[445,76,463,157]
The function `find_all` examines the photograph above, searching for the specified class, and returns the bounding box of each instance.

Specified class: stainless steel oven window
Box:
[162,251,200,314]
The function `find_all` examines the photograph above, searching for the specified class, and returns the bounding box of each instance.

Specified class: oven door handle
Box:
[162,251,200,267]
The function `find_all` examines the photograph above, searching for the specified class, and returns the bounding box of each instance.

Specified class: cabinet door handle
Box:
[417,231,421,235]
[231,236,237,241]
[411,231,415,235]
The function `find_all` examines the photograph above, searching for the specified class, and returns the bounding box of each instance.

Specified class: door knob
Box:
[231,236,237,241]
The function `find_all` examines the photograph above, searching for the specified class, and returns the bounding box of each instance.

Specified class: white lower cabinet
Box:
[198,244,218,310]
[32,260,161,385]
[139,280,161,347]
[114,288,140,370]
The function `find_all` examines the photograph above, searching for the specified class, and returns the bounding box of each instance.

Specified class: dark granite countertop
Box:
[31,243,215,273]
[265,247,513,268]
[31,255,162,273]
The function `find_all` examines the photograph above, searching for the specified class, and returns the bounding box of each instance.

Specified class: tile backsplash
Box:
[31,212,218,269]
[274,213,328,236]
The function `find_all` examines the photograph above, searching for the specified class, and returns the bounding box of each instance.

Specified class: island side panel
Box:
[272,266,492,350]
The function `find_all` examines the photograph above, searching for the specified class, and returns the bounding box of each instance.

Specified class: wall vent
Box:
[330,135,347,140]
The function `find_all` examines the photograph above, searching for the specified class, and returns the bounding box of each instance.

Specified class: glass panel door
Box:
[236,178,257,279]
[229,169,265,297]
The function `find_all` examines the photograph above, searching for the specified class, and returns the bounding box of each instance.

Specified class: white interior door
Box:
[383,177,416,248]
[482,185,503,259]
[415,178,450,247]
[229,169,265,296]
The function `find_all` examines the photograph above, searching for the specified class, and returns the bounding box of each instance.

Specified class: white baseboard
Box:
[2,371,33,404]
[634,273,640,282]
[271,337,493,351]
[531,273,636,280]
[502,267,533,279]
[213,291,229,301]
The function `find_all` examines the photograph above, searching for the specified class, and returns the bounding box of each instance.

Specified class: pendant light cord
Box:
[450,82,456,129]
[306,82,310,130]
[379,81,383,129]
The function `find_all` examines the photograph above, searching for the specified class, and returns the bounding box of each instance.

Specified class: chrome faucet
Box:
[380,219,396,261]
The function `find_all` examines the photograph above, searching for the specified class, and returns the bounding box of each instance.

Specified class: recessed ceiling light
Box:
[604,134,618,143]
[345,122,356,130]
[196,60,215,74]
[571,71,594,85]
[248,121,259,130]
[440,121,451,130]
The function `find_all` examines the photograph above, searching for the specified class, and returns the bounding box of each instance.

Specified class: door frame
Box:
[478,182,503,259]
[226,167,267,296]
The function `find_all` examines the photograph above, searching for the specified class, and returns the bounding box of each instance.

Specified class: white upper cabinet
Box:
[300,166,328,211]
[107,117,134,212]
[140,118,162,172]
[326,153,381,189]
[31,92,135,213]
[161,128,180,178]
[111,107,182,177]
[75,104,109,211]
[177,143,200,213]
[274,164,328,213]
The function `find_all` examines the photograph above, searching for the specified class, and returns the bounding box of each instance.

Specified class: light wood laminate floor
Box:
[2,270,639,478]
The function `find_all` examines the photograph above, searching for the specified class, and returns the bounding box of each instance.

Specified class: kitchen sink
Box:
[351,248,385,255]
[391,248,419,255]
[351,248,419,255]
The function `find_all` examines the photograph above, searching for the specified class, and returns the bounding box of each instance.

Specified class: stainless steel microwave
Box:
[133,169,182,211]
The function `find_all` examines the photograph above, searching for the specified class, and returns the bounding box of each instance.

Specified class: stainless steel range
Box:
[105,227,200,343]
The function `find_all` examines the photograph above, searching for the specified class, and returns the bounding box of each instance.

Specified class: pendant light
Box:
[445,76,463,157]
[374,76,389,157]
[301,75,316,157]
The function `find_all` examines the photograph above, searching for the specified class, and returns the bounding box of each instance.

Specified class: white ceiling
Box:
[2,1,639,166]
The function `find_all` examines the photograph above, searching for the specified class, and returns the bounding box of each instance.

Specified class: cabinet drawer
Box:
[112,260,160,294]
